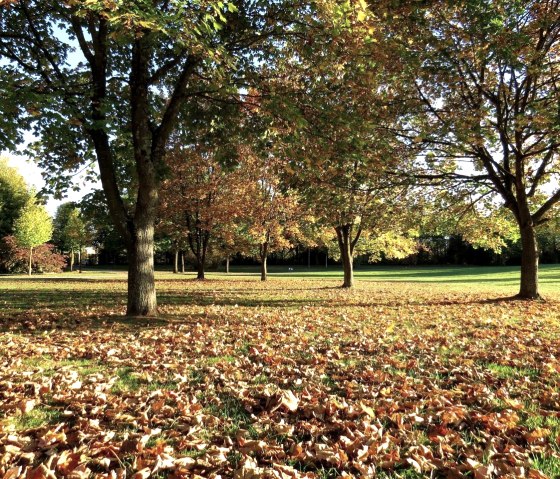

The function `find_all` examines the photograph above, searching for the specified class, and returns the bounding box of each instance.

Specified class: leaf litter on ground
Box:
[1,277,560,478]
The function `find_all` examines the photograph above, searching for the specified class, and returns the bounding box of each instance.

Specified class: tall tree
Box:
[13,201,53,275]
[0,0,306,315]
[406,0,560,298]
[261,3,417,287]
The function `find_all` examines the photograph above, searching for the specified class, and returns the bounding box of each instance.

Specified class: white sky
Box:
[2,150,96,216]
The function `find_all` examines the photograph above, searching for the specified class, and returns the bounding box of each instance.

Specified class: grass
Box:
[7,407,62,431]
[485,362,540,380]
[530,453,560,478]
[22,356,108,377]
[1,265,560,478]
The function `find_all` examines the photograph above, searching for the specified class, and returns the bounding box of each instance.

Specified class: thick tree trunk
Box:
[225,256,230,274]
[173,246,179,274]
[260,241,268,281]
[336,225,353,288]
[518,222,540,299]
[70,248,74,272]
[28,247,33,276]
[126,224,157,316]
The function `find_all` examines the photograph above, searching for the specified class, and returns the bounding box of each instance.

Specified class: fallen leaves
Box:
[1,277,560,478]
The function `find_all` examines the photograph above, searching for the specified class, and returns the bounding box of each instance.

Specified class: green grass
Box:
[111,367,143,393]
[7,407,62,430]
[22,356,108,377]
[1,265,558,317]
[485,363,540,380]
[204,355,236,365]
[2,263,559,288]
[530,453,560,478]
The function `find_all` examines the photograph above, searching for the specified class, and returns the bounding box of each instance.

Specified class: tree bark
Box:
[73,21,199,317]
[225,256,230,274]
[196,258,205,280]
[126,223,157,316]
[173,245,179,274]
[70,248,74,272]
[336,225,353,288]
[518,222,540,299]
[260,241,268,281]
[28,247,33,276]
[181,251,185,273]
[78,248,82,273]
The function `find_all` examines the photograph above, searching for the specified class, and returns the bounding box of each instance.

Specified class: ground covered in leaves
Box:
[1,270,560,479]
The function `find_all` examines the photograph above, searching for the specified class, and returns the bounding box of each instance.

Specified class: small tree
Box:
[243,152,302,281]
[13,202,53,275]
[64,208,91,272]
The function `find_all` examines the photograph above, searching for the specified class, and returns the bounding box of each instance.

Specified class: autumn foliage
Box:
[0,236,66,274]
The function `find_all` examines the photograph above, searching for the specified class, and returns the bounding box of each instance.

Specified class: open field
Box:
[1,266,560,478]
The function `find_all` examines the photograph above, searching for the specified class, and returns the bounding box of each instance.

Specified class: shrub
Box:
[0,236,67,273]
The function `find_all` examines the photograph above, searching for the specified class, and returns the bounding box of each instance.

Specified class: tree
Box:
[243,152,302,281]
[0,154,33,238]
[13,201,53,275]
[0,236,66,274]
[53,203,92,271]
[65,208,91,272]
[159,141,248,280]
[406,0,560,298]
[261,5,418,287]
[0,0,307,315]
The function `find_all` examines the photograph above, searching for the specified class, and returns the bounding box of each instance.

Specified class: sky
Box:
[3,150,97,216]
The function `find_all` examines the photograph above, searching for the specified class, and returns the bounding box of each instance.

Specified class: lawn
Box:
[1,266,560,478]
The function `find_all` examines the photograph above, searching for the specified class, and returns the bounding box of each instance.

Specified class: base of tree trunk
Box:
[514,292,543,301]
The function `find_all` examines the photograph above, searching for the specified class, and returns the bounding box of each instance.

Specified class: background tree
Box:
[64,208,91,272]
[13,201,53,275]
[405,0,560,298]
[53,203,93,271]
[262,5,418,287]
[0,236,66,274]
[159,140,248,280]
[243,152,302,281]
[0,155,33,239]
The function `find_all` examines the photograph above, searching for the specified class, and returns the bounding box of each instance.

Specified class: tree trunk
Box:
[78,248,82,273]
[518,222,540,299]
[173,246,179,274]
[70,248,74,272]
[181,251,185,273]
[260,241,268,281]
[196,258,205,280]
[126,224,157,316]
[325,248,328,269]
[336,225,353,288]
[28,247,33,276]
[225,256,230,274]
